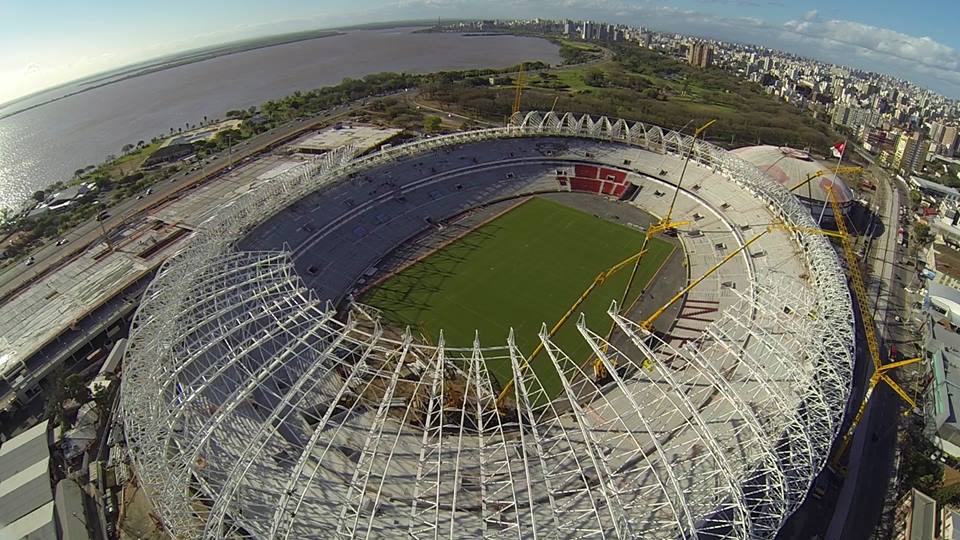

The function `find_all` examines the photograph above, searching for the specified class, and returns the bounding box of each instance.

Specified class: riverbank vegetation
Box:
[421,44,838,150]
[555,39,603,65]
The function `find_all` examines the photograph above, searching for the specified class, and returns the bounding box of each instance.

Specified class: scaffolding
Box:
[120,111,854,539]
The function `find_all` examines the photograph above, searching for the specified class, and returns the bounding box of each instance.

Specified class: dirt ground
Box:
[943,464,960,487]
[118,478,170,540]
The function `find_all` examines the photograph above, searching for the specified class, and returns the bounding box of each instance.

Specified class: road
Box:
[0,97,390,303]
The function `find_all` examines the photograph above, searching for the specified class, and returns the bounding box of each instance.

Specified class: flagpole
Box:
[818,138,846,226]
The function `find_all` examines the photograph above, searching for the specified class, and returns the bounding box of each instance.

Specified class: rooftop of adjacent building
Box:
[290,124,402,154]
[731,145,855,204]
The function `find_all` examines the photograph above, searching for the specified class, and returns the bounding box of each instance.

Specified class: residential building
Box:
[896,132,927,172]
[894,489,937,540]
[687,42,714,68]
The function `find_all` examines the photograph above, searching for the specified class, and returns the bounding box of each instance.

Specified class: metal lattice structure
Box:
[121,111,854,539]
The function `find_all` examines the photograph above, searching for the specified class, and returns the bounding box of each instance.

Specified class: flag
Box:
[831,141,846,159]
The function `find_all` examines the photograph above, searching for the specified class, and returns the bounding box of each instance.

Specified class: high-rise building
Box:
[687,42,714,68]
[893,131,926,172]
[580,21,594,40]
[943,126,959,157]
[563,20,574,38]
[931,121,946,145]
[597,24,609,42]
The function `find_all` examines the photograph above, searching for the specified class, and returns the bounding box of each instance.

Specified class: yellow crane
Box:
[788,165,863,195]
[617,120,716,316]
[824,184,920,467]
[496,119,717,406]
[512,63,525,117]
[494,245,651,409]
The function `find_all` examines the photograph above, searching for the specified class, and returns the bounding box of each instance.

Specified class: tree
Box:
[63,374,90,403]
[122,143,134,153]
[424,116,442,133]
[584,70,605,87]
[909,190,922,205]
[914,222,932,245]
[32,190,46,202]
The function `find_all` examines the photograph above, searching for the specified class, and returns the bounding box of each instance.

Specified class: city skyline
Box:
[2,0,959,105]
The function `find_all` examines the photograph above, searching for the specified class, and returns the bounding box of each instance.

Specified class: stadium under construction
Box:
[120,111,856,539]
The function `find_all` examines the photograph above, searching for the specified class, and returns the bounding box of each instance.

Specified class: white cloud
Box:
[780,17,960,90]
[802,9,818,22]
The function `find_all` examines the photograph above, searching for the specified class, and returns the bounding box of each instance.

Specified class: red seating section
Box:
[559,165,628,197]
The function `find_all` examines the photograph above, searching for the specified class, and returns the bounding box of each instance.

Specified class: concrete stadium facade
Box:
[120,111,855,539]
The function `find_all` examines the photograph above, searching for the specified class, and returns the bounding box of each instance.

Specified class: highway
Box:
[0,98,383,303]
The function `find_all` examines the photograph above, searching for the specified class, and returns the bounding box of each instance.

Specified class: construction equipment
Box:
[512,63,525,117]
[593,225,772,379]
[498,119,717,403]
[495,245,651,409]
[618,119,717,313]
[824,185,920,466]
[789,166,863,197]
[665,120,716,223]
[549,95,560,113]
[618,220,690,308]
[641,226,768,331]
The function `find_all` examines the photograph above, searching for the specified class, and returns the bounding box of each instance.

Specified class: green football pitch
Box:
[361,196,674,399]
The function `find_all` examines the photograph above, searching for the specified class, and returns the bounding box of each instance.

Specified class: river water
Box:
[0,29,560,210]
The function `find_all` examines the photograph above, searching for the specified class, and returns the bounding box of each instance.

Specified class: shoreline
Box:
[0,31,348,122]
[0,20,442,118]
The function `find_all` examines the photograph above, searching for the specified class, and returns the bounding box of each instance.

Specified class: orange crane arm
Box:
[512,63,525,116]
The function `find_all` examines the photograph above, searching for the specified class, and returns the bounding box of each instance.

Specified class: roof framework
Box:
[121,112,854,539]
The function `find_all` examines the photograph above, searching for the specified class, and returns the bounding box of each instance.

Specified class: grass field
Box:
[361,197,674,398]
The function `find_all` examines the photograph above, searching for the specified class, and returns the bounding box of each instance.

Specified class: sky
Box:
[1,0,959,104]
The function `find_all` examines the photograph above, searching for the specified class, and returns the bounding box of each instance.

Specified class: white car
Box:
[56,238,68,246]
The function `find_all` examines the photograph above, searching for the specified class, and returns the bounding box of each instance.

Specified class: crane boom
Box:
[641,227,768,330]
[788,166,862,194]
[512,63,525,116]
[494,245,649,409]
[827,185,919,465]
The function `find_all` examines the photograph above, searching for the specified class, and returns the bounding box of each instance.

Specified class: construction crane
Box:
[788,166,863,195]
[495,245,651,409]
[497,119,717,406]
[824,185,921,467]
[593,225,772,379]
[512,63,525,117]
[618,119,716,312]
